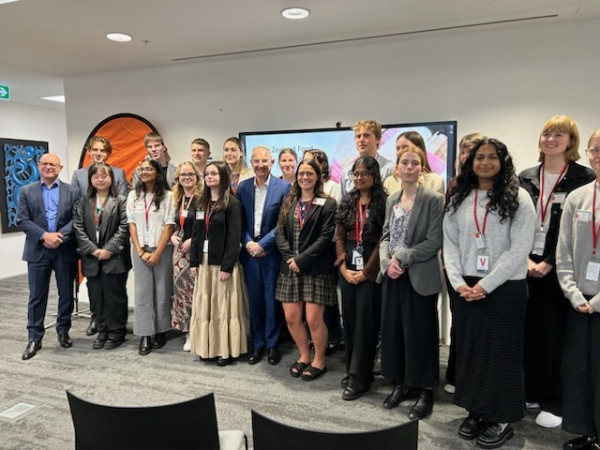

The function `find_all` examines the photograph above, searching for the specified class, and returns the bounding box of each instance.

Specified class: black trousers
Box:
[87,271,128,340]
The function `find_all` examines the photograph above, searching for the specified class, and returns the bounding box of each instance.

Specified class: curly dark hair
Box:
[446,138,519,222]
[336,156,387,229]
[134,158,168,211]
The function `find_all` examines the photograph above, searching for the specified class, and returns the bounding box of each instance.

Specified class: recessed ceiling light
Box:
[106,32,132,42]
[40,95,65,103]
[281,7,310,20]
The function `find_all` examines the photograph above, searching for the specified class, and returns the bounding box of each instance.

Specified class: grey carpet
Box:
[0,274,570,449]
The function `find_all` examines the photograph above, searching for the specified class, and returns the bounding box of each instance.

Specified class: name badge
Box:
[531,230,547,256]
[474,232,486,250]
[393,204,403,219]
[552,193,566,204]
[181,209,188,217]
[575,210,591,223]
[476,254,489,272]
[143,229,152,246]
[203,240,209,253]
[352,249,364,270]
[95,229,100,243]
[196,211,205,220]
[313,198,326,206]
[586,261,600,281]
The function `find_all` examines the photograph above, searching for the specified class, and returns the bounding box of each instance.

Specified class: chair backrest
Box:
[66,390,220,450]
[251,410,418,450]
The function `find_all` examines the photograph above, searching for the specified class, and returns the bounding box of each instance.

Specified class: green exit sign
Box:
[0,84,10,101]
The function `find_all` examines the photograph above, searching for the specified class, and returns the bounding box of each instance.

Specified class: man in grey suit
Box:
[17,153,80,360]
[71,136,127,335]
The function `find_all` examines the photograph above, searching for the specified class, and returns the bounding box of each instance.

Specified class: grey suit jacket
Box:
[379,185,444,296]
[71,166,128,197]
[73,194,131,277]
[17,180,80,263]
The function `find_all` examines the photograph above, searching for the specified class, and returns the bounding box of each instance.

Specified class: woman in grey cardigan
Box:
[379,145,444,420]
[443,138,535,449]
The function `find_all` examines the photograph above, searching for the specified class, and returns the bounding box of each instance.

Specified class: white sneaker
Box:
[525,402,540,410]
[443,383,455,394]
[183,335,191,352]
[535,410,562,428]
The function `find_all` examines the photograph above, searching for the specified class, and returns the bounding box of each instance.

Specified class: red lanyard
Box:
[355,198,370,244]
[143,194,155,230]
[592,182,600,256]
[296,197,315,229]
[473,190,490,237]
[231,173,240,195]
[179,195,193,230]
[539,164,567,230]
[93,195,109,229]
[205,200,215,236]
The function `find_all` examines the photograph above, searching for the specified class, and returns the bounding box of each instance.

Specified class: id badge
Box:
[393,204,403,219]
[95,229,100,243]
[181,209,188,218]
[352,249,364,270]
[196,211,205,220]
[552,193,566,206]
[575,210,591,223]
[476,254,489,272]
[531,230,547,256]
[586,261,600,281]
[143,229,152,246]
[203,240,209,253]
[474,232,486,250]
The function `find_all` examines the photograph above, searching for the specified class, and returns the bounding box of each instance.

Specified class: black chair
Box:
[66,390,247,450]
[251,410,418,450]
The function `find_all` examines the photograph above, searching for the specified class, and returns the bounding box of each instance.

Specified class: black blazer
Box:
[275,196,336,275]
[519,162,595,265]
[190,196,242,273]
[174,196,199,240]
[74,194,131,277]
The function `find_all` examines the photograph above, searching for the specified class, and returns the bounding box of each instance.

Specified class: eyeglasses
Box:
[585,148,600,156]
[351,170,372,178]
[39,162,60,168]
[179,173,196,179]
[138,167,156,173]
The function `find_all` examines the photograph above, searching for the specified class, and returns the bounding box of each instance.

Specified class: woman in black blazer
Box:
[74,162,131,350]
[275,158,336,381]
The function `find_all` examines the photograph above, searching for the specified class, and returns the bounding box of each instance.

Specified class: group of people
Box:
[16,116,600,450]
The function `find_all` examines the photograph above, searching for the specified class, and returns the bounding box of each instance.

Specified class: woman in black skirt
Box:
[443,138,536,449]
[275,158,336,381]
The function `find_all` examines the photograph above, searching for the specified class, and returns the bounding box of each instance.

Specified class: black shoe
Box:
[139,336,151,355]
[383,384,408,409]
[408,389,434,420]
[86,316,97,336]
[564,436,598,450]
[340,375,350,388]
[216,356,233,366]
[104,337,124,350]
[267,347,281,365]
[248,348,264,364]
[459,415,490,440]
[57,333,72,348]
[476,423,514,449]
[151,332,166,349]
[22,341,42,360]
[325,339,338,356]
[92,332,107,349]
[342,386,365,401]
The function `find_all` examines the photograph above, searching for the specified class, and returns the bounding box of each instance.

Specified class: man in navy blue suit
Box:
[17,153,79,360]
[238,147,290,365]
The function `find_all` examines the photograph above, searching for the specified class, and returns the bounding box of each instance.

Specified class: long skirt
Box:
[189,263,249,359]
[453,277,527,423]
[171,233,194,332]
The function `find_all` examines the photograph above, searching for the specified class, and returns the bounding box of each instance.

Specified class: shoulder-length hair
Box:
[172,161,203,205]
[86,162,119,198]
[336,156,387,229]
[198,161,231,212]
[538,115,581,163]
[277,159,327,231]
[447,138,519,222]
[223,137,248,174]
[134,157,168,211]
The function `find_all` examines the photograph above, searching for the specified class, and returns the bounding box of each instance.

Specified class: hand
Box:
[42,232,64,249]
[246,241,264,257]
[170,235,181,247]
[340,264,358,285]
[219,271,231,281]
[528,259,553,278]
[577,303,595,314]
[287,257,300,273]
[350,271,367,284]
[385,257,404,280]
[190,267,198,277]
[457,283,487,302]
[180,238,191,253]
[143,251,160,267]
[93,249,112,261]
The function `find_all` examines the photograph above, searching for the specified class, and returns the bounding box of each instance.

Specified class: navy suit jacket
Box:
[71,166,128,197]
[17,180,80,263]
[237,176,290,261]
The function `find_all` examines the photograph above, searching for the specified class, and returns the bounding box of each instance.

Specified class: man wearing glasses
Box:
[237,146,291,365]
[17,153,80,360]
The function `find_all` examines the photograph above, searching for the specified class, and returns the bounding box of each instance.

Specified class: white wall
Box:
[64,18,600,174]
[0,101,68,279]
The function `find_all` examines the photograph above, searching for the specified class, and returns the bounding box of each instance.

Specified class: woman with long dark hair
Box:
[443,138,535,448]
[127,157,175,355]
[189,161,248,366]
[335,156,387,400]
[275,158,337,380]
[74,162,131,349]
[170,161,203,352]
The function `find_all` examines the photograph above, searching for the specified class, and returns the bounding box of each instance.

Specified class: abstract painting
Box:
[0,138,48,234]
